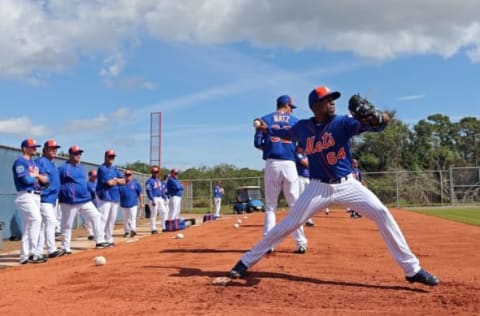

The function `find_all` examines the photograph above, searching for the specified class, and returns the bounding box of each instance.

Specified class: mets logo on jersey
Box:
[304,133,335,154]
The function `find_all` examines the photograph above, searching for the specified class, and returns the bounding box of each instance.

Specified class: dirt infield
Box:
[0,209,479,315]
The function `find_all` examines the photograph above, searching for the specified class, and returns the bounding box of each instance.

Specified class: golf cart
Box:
[233,186,264,214]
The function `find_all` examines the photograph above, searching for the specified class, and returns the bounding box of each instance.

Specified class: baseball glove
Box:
[348,94,384,126]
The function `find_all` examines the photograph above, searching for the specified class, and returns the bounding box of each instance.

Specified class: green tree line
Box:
[352,114,479,172]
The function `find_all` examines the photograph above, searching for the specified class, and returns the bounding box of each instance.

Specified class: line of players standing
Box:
[11,138,183,264]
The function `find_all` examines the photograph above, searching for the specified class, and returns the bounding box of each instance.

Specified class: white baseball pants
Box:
[150,197,168,231]
[97,200,119,243]
[15,192,42,262]
[38,202,58,254]
[122,206,138,233]
[241,175,421,277]
[168,196,182,220]
[214,197,222,217]
[60,201,106,251]
[264,159,306,247]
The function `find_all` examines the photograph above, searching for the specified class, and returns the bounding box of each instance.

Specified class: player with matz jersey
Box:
[254,95,307,254]
[230,86,439,286]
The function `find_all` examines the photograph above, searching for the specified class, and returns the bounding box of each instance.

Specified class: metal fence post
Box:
[449,167,454,206]
[395,171,400,208]
[439,171,443,206]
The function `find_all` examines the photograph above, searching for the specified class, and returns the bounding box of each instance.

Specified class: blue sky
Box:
[0,0,479,171]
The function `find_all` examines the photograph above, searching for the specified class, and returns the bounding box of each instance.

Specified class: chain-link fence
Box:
[181,167,480,212]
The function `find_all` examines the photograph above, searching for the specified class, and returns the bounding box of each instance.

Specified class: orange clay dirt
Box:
[0,209,479,315]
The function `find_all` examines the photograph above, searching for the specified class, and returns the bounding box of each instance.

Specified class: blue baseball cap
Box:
[276,95,297,109]
[308,86,341,108]
[21,138,41,148]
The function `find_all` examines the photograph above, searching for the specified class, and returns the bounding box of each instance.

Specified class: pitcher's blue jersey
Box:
[271,114,386,182]
[254,111,298,161]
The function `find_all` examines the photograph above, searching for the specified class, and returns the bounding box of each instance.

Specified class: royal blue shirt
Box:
[352,167,363,182]
[270,115,386,182]
[58,162,92,204]
[254,111,298,161]
[96,164,123,202]
[12,156,43,192]
[87,180,98,207]
[296,153,310,178]
[119,179,143,208]
[167,177,184,197]
[145,177,165,201]
[214,185,223,198]
[35,156,60,204]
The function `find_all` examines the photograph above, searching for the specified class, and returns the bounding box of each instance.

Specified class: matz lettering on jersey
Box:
[273,114,290,123]
[304,133,335,155]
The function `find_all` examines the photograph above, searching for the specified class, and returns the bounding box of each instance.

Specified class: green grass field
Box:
[408,207,480,227]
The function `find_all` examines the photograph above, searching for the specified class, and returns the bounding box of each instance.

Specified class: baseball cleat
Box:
[48,250,65,258]
[130,230,137,237]
[31,255,48,263]
[95,242,109,249]
[405,269,439,286]
[295,245,307,254]
[229,260,248,279]
[305,221,315,227]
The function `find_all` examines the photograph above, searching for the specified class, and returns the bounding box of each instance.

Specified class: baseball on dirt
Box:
[94,256,106,266]
[253,119,262,128]
[175,232,184,239]
[236,219,242,224]
[233,223,240,228]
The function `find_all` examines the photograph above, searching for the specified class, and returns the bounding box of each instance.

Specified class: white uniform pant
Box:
[60,202,106,251]
[15,192,42,262]
[214,197,222,217]
[55,202,62,234]
[86,219,95,237]
[299,176,328,216]
[122,206,138,233]
[168,196,182,220]
[97,200,119,243]
[150,197,168,231]
[264,159,306,247]
[240,175,421,277]
[38,202,58,254]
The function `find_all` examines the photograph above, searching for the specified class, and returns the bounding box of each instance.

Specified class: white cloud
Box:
[1,0,480,82]
[0,116,50,136]
[397,94,426,102]
[62,107,132,132]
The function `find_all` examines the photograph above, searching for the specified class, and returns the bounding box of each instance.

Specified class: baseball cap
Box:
[308,86,341,108]
[21,138,41,148]
[105,149,116,157]
[43,139,61,149]
[171,168,179,175]
[88,169,97,177]
[68,145,84,155]
[151,166,159,173]
[276,95,297,109]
